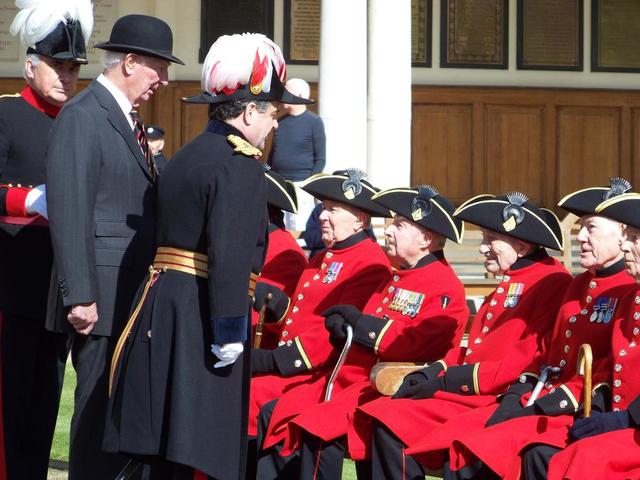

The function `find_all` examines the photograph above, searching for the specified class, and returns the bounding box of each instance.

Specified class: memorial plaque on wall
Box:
[199,0,274,63]
[0,2,19,62]
[283,0,431,67]
[412,0,432,67]
[592,0,640,72]
[518,0,582,71]
[284,0,320,65]
[88,0,118,64]
[440,0,508,69]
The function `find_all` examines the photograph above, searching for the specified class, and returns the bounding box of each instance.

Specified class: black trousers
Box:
[254,399,301,480]
[1,311,69,480]
[69,333,130,480]
[370,421,425,480]
[299,433,347,480]
[521,444,561,480]
[442,459,499,480]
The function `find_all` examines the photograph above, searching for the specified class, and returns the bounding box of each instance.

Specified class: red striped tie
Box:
[131,112,157,183]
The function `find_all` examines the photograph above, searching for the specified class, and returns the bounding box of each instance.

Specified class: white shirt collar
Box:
[96,73,135,128]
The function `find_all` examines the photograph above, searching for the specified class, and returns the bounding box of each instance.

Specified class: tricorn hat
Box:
[266,169,298,213]
[454,192,564,251]
[595,192,640,230]
[371,186,463,243]
[182,33,311,105]
[94,14,184,65]
[10,0,94,64]
[301,169,391,218]
[558,177,632,217]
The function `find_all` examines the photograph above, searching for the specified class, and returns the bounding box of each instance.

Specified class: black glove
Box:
[485,393,525,427]
[324,313,348,349]
[251,348,276,375]
[570,410,632,441]
[253,283,289,323]
[392,370,445,400]
[322,305,363,328]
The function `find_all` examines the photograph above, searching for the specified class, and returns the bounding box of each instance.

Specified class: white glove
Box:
[24,184,48,218]
[211,342,244,368]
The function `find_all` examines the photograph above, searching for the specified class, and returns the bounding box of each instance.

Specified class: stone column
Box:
[366,0,412,188]
[319,0,368,174]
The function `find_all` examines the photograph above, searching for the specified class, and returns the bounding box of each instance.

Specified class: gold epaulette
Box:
[227,134,262,158]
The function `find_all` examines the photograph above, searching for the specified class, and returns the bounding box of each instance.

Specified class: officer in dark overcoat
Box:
[0,2,92,478]
[104,33,311,479]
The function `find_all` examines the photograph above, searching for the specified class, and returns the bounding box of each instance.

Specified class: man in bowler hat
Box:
[45,14,183,479]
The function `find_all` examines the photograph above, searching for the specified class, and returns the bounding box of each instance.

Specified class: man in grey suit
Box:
[45,14,184,479]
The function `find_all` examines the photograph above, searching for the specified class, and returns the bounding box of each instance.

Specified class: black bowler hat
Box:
[145,125,165,139]
[10,0,93,65]
[301,169,392,218]
[595,192,640,229]
[266,169,298,213]
[95,14,184,65]
[558,177,632,217]
[182,33,310,105]
[454,192,564,251]
[371,186,463,243]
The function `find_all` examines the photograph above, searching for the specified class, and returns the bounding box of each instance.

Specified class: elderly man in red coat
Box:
[246,170,392,472]
[439,178,637,480]
[253,185,469,479]
[251,169,307,349]
[352,192,572,479]
[524,192,640,480]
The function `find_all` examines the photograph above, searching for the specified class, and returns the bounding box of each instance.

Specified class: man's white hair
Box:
[23,52,40,81]
[102,51,126,71]
[285,78,310,100]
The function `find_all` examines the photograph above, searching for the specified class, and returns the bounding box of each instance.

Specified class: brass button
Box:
[304,282,310,288]
[497,287,504,294]
[294,360,302,368]
[393,275,400,282]
[326,252,334,259]
[614,379,622,387]
[278,340,285,346]
[368,331,376,339]
[615,363,622,372]
[559,400,568,409]
[589,281,597,289]
[569,316,577,323]
[297,294,304,300]
[146,330,152,338]
[490,300,497,307]
[486,313,493,320]
[388,286,395,293]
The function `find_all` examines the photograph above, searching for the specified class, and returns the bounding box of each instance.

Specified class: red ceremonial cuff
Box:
[5,186,30,217]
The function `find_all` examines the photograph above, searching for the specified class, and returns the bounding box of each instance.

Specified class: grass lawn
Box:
[50,362,440,479]
[51,360,74,462]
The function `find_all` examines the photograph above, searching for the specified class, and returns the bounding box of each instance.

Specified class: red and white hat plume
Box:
[10,0,94,49]
[201,33,287,99]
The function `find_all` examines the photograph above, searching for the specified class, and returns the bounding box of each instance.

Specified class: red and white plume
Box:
[201,33,287,98]
[10,0,94,49]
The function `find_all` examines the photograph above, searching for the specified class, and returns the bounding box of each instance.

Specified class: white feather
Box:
[201,33,287,97]
[10,0,93,49]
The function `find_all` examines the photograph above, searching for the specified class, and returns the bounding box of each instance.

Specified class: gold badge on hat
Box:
[342,169,366,200]
[410,185,438,222]
[502,192,528,232]
[227,135,262,158]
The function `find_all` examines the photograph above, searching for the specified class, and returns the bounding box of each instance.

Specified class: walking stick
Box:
[114,460,141,480]
[577,343,593,417]
[253,293,272,348]
[526,365,562,406]
[324,325,353,402]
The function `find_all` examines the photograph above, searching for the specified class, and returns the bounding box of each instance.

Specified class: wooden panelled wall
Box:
[4,77,640,210]
[411,86,640,209]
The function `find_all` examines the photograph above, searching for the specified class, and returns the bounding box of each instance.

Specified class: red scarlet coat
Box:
[547,287,640,480]
[252,225,307,349]
[248,233,390,435]
[446,266,635,479]
[353,254,572,462]
[265,251,468,452]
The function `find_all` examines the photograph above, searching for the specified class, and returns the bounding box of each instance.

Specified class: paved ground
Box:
[48,468,67,479]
